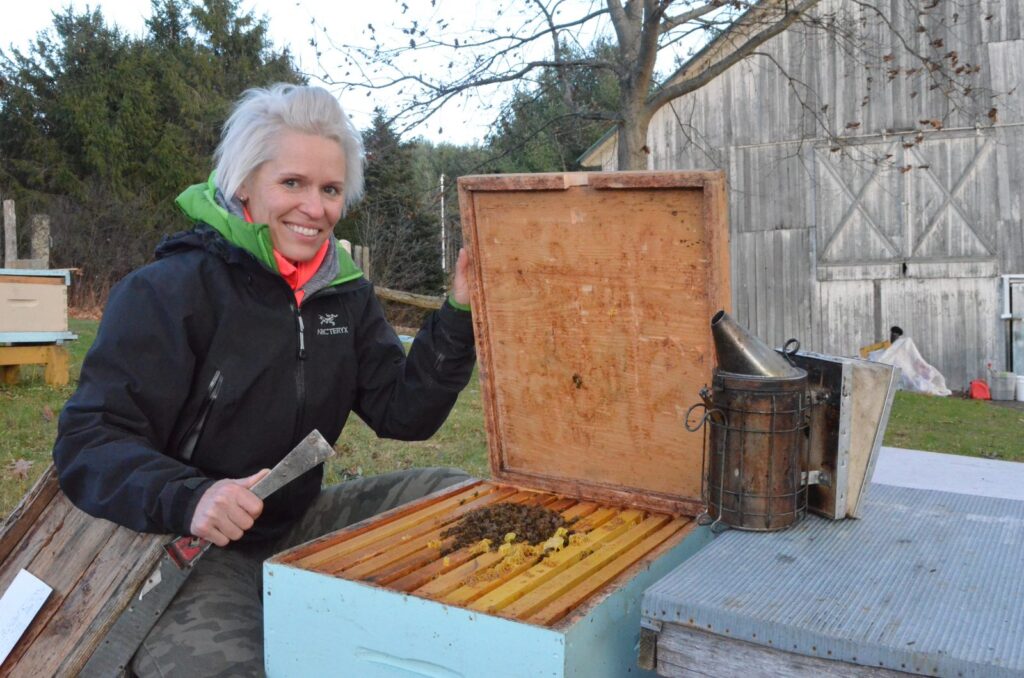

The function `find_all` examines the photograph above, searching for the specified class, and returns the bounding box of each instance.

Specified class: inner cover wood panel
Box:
[458,172,730,515]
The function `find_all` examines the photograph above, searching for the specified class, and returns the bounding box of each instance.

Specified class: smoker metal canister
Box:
[705,367,809,532]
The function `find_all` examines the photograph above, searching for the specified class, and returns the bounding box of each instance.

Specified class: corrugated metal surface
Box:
[642,484,1024,677]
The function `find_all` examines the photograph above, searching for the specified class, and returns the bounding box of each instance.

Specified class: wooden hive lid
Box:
[458,171,730,516]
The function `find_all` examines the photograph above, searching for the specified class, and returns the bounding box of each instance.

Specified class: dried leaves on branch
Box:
[312,1,823,169]
[312,0,995,171]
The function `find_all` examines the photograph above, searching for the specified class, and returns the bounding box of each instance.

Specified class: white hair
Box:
[214,84,364,212]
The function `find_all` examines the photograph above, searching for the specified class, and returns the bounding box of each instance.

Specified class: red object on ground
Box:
[969,379,991,400]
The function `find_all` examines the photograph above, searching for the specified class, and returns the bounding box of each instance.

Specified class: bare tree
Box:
[356,205,412,287]
[309,1,988,171]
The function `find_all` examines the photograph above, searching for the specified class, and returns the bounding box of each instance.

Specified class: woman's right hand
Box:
[189,469,270,546]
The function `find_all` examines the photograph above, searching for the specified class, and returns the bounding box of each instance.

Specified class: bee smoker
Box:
[687,311,811,532]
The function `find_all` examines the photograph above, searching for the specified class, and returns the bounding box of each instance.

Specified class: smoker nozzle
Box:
[710,310,804,378]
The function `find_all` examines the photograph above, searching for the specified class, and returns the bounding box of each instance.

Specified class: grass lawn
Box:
[0,318,98,512]
[0,317,1020,516]
[884,391,1024,461]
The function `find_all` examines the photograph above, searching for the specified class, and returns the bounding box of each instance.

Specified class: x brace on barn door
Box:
[815,133,995,267]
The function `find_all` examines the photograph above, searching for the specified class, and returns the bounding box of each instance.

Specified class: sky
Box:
[0,0,512,145]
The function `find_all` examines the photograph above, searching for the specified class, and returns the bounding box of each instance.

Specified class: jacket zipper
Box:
[291,302,307,441]
[179,370,222,463]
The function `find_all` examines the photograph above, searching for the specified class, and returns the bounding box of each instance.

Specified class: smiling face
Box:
[239,130,347,263]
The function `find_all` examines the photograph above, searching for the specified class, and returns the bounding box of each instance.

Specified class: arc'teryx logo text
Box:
[317,313,349,336]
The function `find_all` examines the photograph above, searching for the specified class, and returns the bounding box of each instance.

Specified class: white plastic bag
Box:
[868,337,951,396]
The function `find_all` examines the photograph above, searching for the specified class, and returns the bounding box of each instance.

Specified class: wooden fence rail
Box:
[374,286,444,310]
[338,239,445,310]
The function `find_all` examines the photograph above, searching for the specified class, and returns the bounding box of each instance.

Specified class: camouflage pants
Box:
[130,467,471,678]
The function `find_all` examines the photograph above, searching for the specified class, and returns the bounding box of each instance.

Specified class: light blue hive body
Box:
[263,525,713,677]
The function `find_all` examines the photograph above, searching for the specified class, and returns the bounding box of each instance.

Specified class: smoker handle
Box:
[782,338,801,365]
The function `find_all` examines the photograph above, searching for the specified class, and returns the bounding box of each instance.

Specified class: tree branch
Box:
[645,0,822,114]
[633,0,665,96]
[660,0,726,33]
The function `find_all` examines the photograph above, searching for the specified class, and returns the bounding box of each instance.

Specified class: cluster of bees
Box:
[429,502,590,587]
[438,502,574,552]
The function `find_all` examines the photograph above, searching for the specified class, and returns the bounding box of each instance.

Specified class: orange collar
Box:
[243,203,329,305]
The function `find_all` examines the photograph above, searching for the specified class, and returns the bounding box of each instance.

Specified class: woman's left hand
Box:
[450,248,471,306]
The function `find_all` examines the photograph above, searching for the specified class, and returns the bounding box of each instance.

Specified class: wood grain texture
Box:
[467,509,644,614]
[276,172,727,630]
[500,513,671,619]
[276,478,482,566]
[437,507,621,608]
[284,479,690,627]
[0,491,74,595]
[386,496,577,592]
[542,517,695,628]
[334,488,537,580]
[459,172,728,513]
[478,470,703,517]
[0,465,60,562]
[319,486,520,575]
[0,480,168,677]
[457,173,584,192]
[654,624,911,677]
[0,345,63,365]
[2,200,15,267]
[3,500,119,671]
[41,346,69,387]
[586,171,722,190]
[0,346,69,385]
[1,365,18,385]
[373,285,443,310]
[25,529,155,676]
[55,534,166,677]
[0,275,63,285]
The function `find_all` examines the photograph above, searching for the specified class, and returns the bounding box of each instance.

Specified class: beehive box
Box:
[0,268,74,340]
[264,171,730,677]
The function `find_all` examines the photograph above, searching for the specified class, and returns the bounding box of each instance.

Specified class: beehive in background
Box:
[0,270,73,337]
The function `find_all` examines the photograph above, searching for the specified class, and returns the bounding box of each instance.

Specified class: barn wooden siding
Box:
[587,0,1024,389]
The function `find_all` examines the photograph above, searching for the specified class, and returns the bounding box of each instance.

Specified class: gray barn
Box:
[581,0,1024,391]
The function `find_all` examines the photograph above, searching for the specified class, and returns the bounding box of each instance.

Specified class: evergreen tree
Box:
[0,0,303,298]
[345,110,444,295]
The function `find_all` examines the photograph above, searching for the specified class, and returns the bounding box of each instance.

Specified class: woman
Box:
[53,84,476,676]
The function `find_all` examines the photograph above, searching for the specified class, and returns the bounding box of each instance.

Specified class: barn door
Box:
[814,133,997,279]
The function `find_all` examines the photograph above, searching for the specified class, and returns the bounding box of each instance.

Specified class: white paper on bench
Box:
[0,569,52,664]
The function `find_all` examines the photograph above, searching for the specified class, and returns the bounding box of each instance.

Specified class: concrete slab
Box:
[871,446,1024,501]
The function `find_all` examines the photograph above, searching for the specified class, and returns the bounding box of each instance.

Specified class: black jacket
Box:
[53,227,475,543]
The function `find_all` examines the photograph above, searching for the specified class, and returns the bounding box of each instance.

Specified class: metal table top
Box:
[643,482,1024,677]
